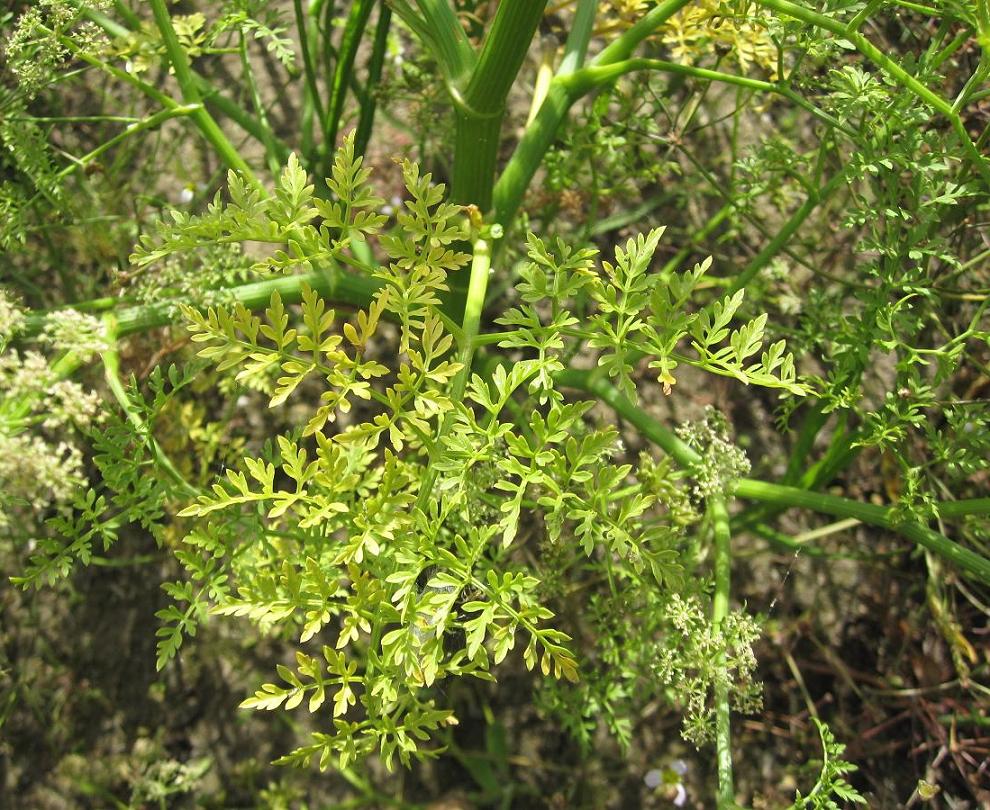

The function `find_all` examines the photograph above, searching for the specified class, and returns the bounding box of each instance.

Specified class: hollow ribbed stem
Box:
[444,0,545,319]
[408,0,476,82]
[709,496,735,809]
[450,0,547,208]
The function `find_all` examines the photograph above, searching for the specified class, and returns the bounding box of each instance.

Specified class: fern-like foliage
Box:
[792,719,867,808]
[131,137,386,274]
[106,0,295,75]
[12,364,196,588]
[140,139,808,770]
[499,229,807,401]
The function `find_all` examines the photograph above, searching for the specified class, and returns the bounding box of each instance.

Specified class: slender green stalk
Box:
[554,368,700,466]
[782,406,831,486]
[239,33,282,175]
[55,31,176,108]
[659,201,733,276]
[597,0,691,64]
[323,0,376,171]
[101,317,197,496]
[735,412,838,533]
[492,0,692,228]
[564,59,854,136]
[556,369,990,584]
[755,0,990,188]
[709,496,735,810]
[294,0,328,140]
[728,169,849,294]
[148,0,260,184]
[733,479,990,583]
[82,3,290,161]
[415,232,495,513]
[845,0,883,34]
[112,0,140,28]
[559,0,597,75]
[355,4,393,157]
[451,234,494,399]
[30,105,201,204]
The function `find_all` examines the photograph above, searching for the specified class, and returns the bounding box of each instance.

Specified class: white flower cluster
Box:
[5,0,108,97]
[41,308,112,358]
[654,594,762,746]
[0,434,84,530]
[0,289,26,342]
[0,303,103,530]
[675,407,751,500]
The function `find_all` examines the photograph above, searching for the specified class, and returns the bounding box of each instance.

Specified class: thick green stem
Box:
[450,0,547,207]
[444,0,545,318]
[709,496,735,810]
[194,77,290,165]
[402,0,475,82]
[450,114,502,210]
[492,81,574,227]
[938,498,990,519]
